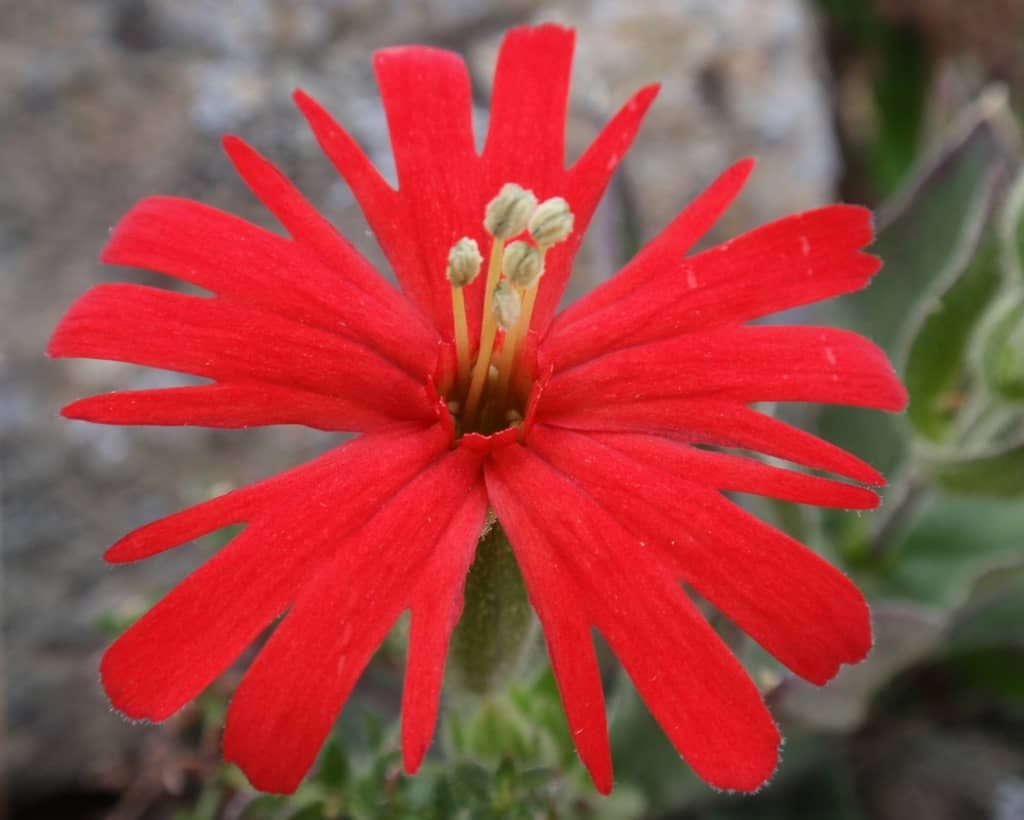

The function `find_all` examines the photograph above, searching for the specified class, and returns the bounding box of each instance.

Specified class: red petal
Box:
[62,383,399,431]
[531,84,660,336]
[103,424,448,563]
[543,325,907,412]
[371,44,481,332]
[545,205,880,370]
[526,426,873,684]
[537,398,885,485]
[101,426,450,720]
[49,284,433,428]
[223,448,484,793]
[487,444,781,792]
[401,485,489,774]
[483,24,574,189]
[292,88,396,224]
[586,430,878,509]
[552,158,754,336]
[100,196,437,378]
[222,136,436,331]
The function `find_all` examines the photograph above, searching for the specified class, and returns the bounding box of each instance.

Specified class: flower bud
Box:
[446,237,483,287]
[484,183,537,239]
[983,302,1024,401]
[491,280,521,330]
[502,241,543,289]
[528,197,574,248]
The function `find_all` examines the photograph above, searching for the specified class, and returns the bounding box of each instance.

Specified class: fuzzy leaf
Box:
[919,437,1024,497]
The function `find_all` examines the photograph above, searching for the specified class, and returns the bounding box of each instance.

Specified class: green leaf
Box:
[286,803,326,820]
[904,233,1004,441]
[947,562,1024,652]
[464,698,532,761]
[870,26,930,194]
[865,494,1024,604]
[448,761,491,805]
[238,795,286,819]
[1003,167,1024,285]
[315,737,349,790]
[834,91,1017,354]
[982,300,1024,400]
[918,435,1024,496]
[819,92,1017,471]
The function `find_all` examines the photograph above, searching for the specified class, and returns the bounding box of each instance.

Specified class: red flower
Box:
[50,25,906,795]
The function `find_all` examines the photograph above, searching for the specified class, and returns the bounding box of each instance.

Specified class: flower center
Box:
[444,184,575,437]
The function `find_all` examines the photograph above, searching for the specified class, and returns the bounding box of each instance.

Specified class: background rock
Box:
[1,0,839,803]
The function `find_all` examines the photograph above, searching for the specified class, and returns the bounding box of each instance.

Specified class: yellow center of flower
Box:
[445,184,575,436]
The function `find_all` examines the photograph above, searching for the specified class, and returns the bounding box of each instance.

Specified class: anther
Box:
[503,241,543,289]
[492,281,521,331]
[528,197,574,248]
[447,237,482,287]
[485,183,538,239]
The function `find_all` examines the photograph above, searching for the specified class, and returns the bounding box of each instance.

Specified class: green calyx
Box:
[449,518,536,694]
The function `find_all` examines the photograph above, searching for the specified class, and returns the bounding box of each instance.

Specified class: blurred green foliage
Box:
[814,0,931,196]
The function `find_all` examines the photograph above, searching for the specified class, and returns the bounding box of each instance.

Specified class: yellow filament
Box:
[514,282,540,361]
[509,242,547,367]
[463,237,505,426]
[491,326,519,419]
[490,247,544,420]
[451,285,470,391]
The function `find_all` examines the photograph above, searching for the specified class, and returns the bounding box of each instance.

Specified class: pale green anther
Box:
[492,280,521,330]
[528,196,574,248]
[502,240,543,288]
[447,237,483,287]
[484,183,538,239]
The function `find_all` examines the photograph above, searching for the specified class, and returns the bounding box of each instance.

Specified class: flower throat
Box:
[444,183,575,437]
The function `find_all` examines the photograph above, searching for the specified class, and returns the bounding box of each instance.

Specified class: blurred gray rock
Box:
[1,0,838,802]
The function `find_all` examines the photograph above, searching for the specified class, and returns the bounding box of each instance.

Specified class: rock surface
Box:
[1,0,838,801]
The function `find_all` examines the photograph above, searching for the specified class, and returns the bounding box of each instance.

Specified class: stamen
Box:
[447,238,482,391]
[503,241,543,289]
[463,237,505,426]
[464,184,537,427]
[492,280,521,331]
[529,197,574,249]
[513,199,576,363]
[484,183,538,240]
[456,188,575,435]
[490,281,525,418]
